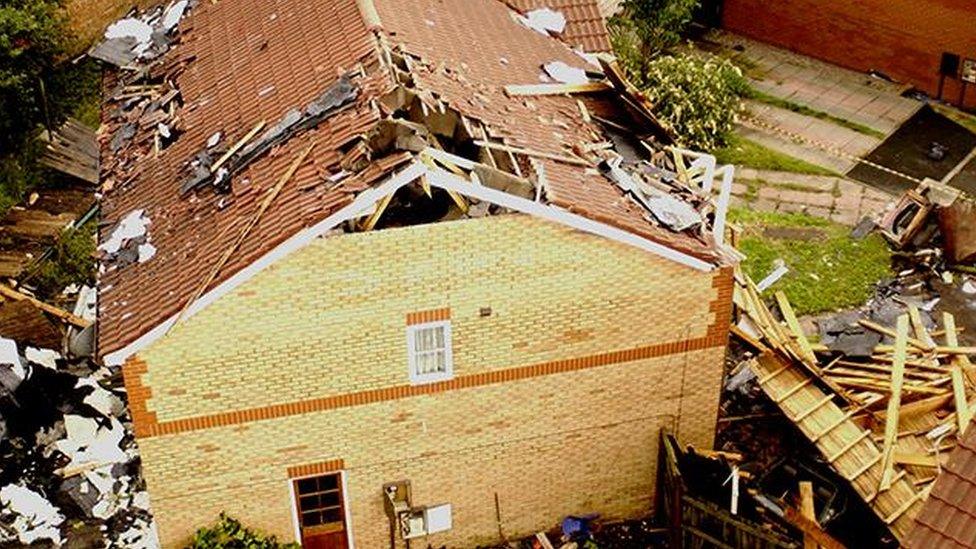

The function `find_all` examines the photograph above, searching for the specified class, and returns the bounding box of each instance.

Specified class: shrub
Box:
[609,0,700,74]
[186,514,299,549]
[28,219,96,301]
[635,54,747,150]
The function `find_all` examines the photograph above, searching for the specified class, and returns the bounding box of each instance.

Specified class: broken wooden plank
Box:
[0,284,90,328]
[472,140,590,167]
[211,120,266,173]
[893,452,944,468]
[951,366,973,435]
[799,481,817,549]
[503,82,611,97]
[879,314,909,492]
[775,291,817,364]
[859,319,934,352]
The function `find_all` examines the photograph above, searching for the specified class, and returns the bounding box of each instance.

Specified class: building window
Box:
[294,473,345,534]
[407,321,453,384]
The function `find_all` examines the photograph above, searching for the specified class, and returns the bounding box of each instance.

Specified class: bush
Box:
[28,219,96,301]
[609,0,700,74]
[187,514,299,549]
[634,54,747,150]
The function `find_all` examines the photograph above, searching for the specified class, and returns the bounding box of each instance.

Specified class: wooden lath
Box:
[39,118,98,183]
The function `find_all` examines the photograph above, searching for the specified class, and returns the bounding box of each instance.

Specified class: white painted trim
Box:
[287,469,355,548]
[104,157,717,365]
[713,164,734,247]
[406,320,454,385]
[103,162,428,366]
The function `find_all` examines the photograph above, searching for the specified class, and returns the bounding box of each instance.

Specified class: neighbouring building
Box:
[720,0,976,109]
[95,0,738,547]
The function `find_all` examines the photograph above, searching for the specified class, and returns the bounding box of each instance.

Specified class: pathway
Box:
[730,169,892,226]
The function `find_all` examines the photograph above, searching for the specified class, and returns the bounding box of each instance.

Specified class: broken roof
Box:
[97,0,732,359]
[507,0,613,53]
[907,420,976,549]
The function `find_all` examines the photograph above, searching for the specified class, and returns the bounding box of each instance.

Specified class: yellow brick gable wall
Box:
[126,213,732,547]
[138,214,718,422]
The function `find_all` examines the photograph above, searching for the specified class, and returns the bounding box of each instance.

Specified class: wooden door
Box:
[294,473,348,549]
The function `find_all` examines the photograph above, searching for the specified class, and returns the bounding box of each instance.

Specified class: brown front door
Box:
[294,472,348,549]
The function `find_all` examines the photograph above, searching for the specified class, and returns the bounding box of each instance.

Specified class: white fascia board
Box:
[104,158,715,365]
[103,161,428,366]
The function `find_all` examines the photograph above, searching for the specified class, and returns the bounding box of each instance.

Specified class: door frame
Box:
[288,469,356,548]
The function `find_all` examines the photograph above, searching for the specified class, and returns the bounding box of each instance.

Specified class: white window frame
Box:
[406,320,453,384]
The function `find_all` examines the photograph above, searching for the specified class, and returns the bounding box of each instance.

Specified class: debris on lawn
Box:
[0,336,157,547]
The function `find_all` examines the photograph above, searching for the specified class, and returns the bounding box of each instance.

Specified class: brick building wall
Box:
[722,0,976,109]
[123,213,733,547]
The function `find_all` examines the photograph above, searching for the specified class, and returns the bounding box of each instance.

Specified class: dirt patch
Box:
[762,226,827,241]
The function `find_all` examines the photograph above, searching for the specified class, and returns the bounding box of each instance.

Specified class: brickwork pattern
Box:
[134,215,721,423]
[722,0,976,109]
[138,346,727,547]
[126,214,734,547]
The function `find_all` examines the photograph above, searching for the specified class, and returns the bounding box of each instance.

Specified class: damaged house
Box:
[95,0,739,546]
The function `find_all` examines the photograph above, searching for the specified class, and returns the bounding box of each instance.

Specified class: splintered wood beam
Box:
[0,284,90,328]
[361,192,394,231]
[859,319,934,352]
[503,82,611,96]
[908,305,936,348]
[799,481,818,549]
[473,140,590,167]
[893,452,943,468]
[951,366,973,435]
[879,314,909,492]
[211,120,266,173]
[775,291,817,364]
[944,312,976,386]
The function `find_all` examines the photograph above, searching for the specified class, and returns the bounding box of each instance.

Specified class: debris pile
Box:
[728,258,976,543]
[90,0,194,68]
[0,337,156,547]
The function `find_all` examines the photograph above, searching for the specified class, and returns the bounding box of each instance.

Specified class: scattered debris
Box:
[516,8,566,36]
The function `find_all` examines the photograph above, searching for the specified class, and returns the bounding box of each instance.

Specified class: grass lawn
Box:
[748,90,887,139]
[730,208,893,315]
[714,134,840,176]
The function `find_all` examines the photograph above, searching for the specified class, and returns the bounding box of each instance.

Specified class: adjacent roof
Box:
[907,421,976,548]
[97,0,725,358]
[507,0,613,52]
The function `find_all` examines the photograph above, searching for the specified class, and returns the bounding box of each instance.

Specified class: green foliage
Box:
[730,208,892,315]
[0,0,68,152]
[609,0,700,68]
[29,218,96,300]
[633,54,747,150]
[186,514,299,549]
[713,134,840,176]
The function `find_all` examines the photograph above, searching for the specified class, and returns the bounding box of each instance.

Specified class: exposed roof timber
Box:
[103,153,718,366]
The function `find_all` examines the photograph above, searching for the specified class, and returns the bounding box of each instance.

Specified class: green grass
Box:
[730,208,893,315]
[748,90,886,139]
[714,134,840,176]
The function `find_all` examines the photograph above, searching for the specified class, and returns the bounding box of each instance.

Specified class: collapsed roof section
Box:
[96,0,739,359]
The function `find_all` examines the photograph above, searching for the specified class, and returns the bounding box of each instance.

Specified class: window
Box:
[294,473,345,532]
[407,321,453,384]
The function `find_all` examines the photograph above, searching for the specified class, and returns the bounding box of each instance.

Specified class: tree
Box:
[0,0,68,152]
[638,54,747,150]
[609,0,700,74]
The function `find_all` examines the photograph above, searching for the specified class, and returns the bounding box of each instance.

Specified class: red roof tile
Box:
[907,420,976,549]
[98,0,723,357]
[506,0,613,52]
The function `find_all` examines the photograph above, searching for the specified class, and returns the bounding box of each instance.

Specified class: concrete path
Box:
[710,31,921,135]
[730,169,893,226]
[739,100,882,174]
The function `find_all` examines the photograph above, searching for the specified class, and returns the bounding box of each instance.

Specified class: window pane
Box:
[323,508,342,524]
[299,495,318,510]
[297,478,316,494]
[322,491,340,507]
[319,475,339,491]
[302,511,321,527]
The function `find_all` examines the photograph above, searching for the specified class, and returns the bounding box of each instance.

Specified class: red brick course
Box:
[722,0,976,108]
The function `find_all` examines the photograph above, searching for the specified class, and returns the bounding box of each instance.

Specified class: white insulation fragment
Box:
[99,209,151,255]
[0,485,65,545]
[518,8,566,35]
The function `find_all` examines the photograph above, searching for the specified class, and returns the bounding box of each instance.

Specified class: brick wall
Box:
[125,214,732,547]
[722,0,976,109]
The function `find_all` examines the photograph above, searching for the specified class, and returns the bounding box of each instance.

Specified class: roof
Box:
[506,0,613,52]
[97,0,728,359]
[907,421,976,548]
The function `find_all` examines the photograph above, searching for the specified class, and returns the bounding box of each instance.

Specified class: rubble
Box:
[0,336,157,547]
